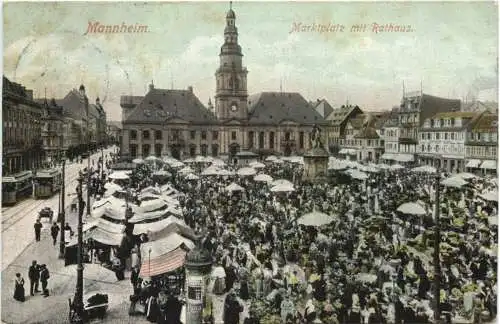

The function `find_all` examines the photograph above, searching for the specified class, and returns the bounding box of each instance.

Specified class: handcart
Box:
[83,292,109,319]
[38,207,54,223]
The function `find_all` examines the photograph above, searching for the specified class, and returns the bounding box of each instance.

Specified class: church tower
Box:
[215,2,248,120]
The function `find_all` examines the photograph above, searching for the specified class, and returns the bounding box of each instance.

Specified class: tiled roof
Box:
[354,126,379,139]
[349,115,366,129]
[247,92,324,125]
[373,111,391,129]
[418,94,461,125]
[431,111,478,119]
[326,105,362,125]
[124,88,217,124]
[312,99,334,118]
[470,113,498,131]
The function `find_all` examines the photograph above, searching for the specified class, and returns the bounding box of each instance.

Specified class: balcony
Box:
[168,136,186,146]
[280,138,296,147]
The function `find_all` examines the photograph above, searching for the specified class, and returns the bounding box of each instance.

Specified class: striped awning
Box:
[480,160,497,170]
[139,247,187,278]
[466,159,481,168]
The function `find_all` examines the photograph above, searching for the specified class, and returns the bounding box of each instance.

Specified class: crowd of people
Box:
[16,148,497,324]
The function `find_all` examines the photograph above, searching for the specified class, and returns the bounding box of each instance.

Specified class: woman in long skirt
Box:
[13,273,25,302]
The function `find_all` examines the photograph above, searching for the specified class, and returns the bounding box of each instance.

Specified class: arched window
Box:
[229,77,234,89]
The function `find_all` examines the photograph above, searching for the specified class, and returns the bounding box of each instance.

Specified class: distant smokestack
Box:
[188,86,193,93]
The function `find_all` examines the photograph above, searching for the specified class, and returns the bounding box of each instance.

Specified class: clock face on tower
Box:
[231,103,238,112]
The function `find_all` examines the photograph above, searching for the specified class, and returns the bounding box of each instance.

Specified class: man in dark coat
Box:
[223,292,243,324]
[34,220,43,242]
[28,260,40,296]
[50,223,60,246]
[164,294,182,324]
[40,264,50,297]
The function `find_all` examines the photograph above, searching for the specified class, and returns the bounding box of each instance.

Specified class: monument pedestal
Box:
[302,147,329,183]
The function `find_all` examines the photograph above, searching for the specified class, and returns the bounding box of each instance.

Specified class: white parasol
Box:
[226,182,245,192]
[132,158,144,164]
[211,159,226,166]
[201,166,220,176]
[254,174,273,183]
[347,169,369,180]
[271,179,293,187]
[442,176,468,188]
[265,155,278,162]
[237,167,257,176]
[355,273,378,283]
[397,202,427,215]
[249,161,266,169]
[185,173,199,181]
[270,183,295,192]
[480,190,498,202]
[178,166,195,174]
[211,266,226,279]
[389,164,405,171]
[411,166,437,174]
[456,172,478,180]
[108,172,130,180]
[297,211,336,227]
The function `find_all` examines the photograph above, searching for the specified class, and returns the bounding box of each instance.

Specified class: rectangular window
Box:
[451,133,455,140]
[212,131,218,140]
[259,132,264,149]
[201,131,207,140]
[248,131,254,147]
[269,132,274,149]
[299,132,304,149]
[130,130,137,140]
[436,133,440,140]
[231,131,236,141]
[190,131,196,140]
[143,130,150,139]
[155,130,162,140]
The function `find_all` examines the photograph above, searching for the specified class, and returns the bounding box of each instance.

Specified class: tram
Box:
[34,169,62,199]
[2,171,34,205]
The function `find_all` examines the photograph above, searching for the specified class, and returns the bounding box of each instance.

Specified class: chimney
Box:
[188,86,193,93]
[79,84,86,97]
[149,80,154,92]
[96,97,100,105]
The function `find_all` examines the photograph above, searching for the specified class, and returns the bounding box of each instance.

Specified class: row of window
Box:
[419,131,498,142]
[419,144,464,154]
[129,143,219,158]
[130,130,219,141]
[466,146,497,158]
[341,139,384,147]
[422,117,458,128]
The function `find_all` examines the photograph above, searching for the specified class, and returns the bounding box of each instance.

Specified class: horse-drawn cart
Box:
[38,207,54,223]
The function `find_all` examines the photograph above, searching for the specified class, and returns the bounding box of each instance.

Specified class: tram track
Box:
[1,168,83,232]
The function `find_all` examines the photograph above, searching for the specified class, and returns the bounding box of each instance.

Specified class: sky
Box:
[3,1,498,121]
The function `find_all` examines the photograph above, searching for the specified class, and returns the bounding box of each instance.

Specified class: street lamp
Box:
[85,95,91,217]
[70,174,85,323]
[58,136,67,259]
[433,172,441,323]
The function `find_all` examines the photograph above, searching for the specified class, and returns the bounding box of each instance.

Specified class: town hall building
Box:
[120,5,327,161]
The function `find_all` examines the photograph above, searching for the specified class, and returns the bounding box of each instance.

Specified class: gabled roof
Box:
[312,99,334,118]
[124,88,217,124]
[247,92,324,125]
[348,115,366,129]
[354,127,379,139]
[432,111,478,119]
[469,113,498,132]
[326,105,362,126]
[417,94,461,125]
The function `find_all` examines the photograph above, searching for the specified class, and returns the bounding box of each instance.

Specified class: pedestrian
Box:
[51,222,60,246]
[34,219,43,241]
[28,260,40,296]
[13,273,25,302]
[40,264,50,297]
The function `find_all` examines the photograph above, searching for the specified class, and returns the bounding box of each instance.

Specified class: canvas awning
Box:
[133,216,186,236]
[140,232,194,259]
[339,148,357,155]
[380,153,394,160]
[68,227,124,247]
[147,222,197,242]
[392,154,414,162]
[466,159,481,168]
[139,247,187,278]
[480,160,497,170]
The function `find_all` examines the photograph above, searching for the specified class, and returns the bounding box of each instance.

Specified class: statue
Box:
[310,124,323,149]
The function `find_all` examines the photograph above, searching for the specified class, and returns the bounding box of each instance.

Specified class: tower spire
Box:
[230,1,232,10]
[402,80,406,98]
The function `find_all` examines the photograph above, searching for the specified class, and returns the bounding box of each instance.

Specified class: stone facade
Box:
[120,6,328,161]
[2,76,44,175]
